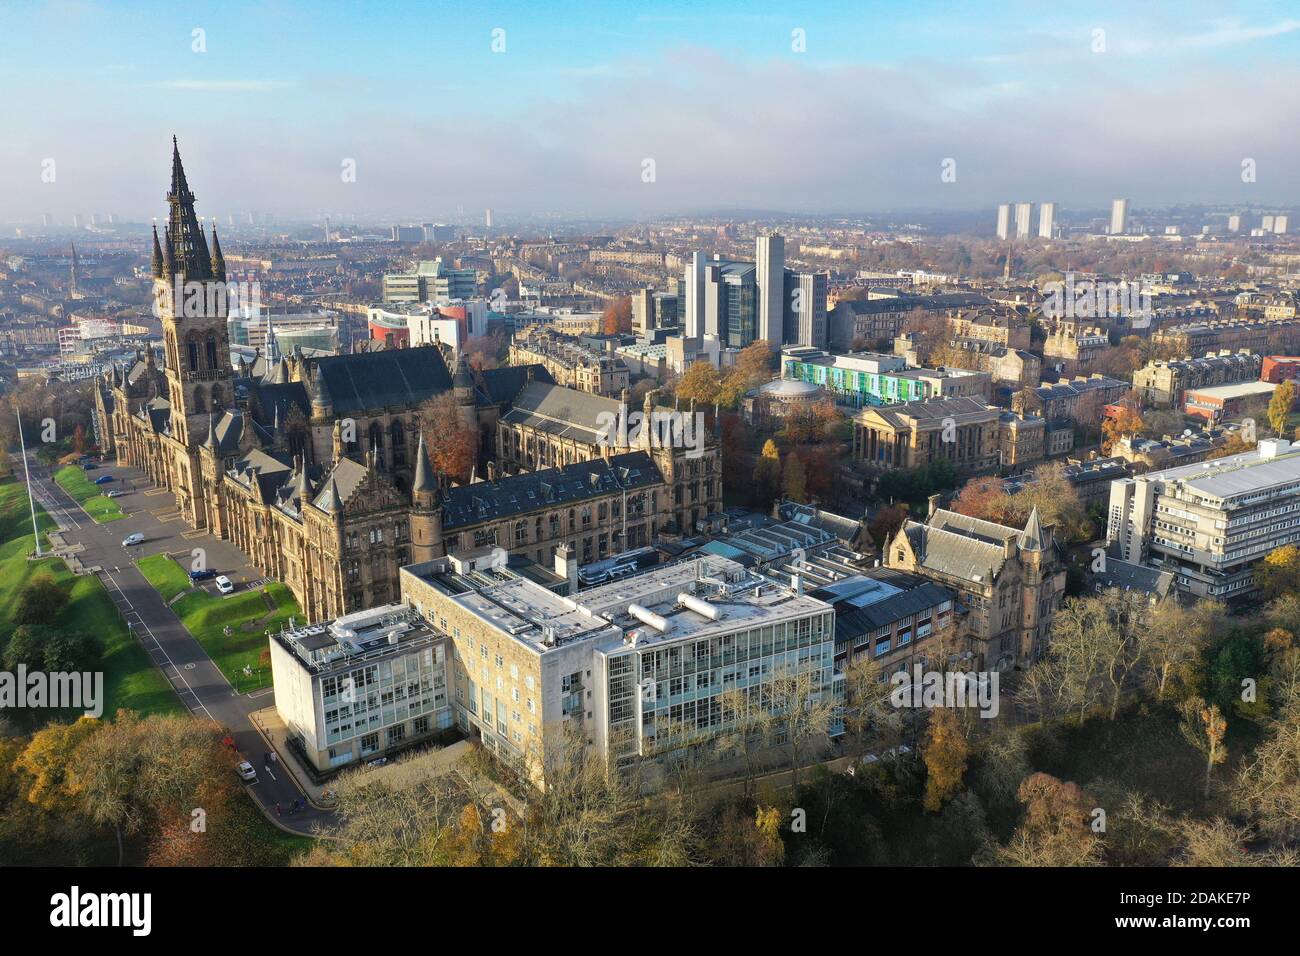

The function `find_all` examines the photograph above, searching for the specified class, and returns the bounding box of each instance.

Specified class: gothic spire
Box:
[210,223,226,282]
[151,225,164,279]
[164,136,212,283]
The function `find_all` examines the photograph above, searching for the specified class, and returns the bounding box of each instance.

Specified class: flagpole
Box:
[16,408,42,556]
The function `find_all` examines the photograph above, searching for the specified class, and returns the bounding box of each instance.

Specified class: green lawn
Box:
[53,465,127,523]
[137,553,195,602]
[155,576,302,692]
[0,479,179,719]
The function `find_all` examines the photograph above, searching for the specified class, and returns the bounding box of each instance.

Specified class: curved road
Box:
[20,451,336,837]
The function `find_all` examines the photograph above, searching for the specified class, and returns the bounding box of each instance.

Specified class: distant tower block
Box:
[1038,202,1055,239]
[1275,215,1290,235]
[1110,198,1128,235]
[1014,202,1032,240]
[996,203,1010,240]
[485,208,494,229]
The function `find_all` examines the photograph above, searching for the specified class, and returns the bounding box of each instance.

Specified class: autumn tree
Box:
[1254,544,1300,602]
[1269,380,1297,437]
[868,503,910,552]
[601,296,633,336]
[1101,399,1144,455]
[418,391,479,485]
[997,772,1103,867]
[1181,697,1228,798]
[922,706,969,812]
[674,361,723,408]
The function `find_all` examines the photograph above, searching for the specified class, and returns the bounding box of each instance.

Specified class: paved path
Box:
[23,453,336,836]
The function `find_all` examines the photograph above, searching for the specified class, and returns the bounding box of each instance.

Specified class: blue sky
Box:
[3,0,1299,222]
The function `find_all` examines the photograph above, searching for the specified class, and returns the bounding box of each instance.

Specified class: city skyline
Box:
[3,0,1300,221]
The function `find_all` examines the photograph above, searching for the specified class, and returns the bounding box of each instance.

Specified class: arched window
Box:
[389,419,405,447]
[191,386,206,414]
[186,335,199,372]
[205,336,218,371]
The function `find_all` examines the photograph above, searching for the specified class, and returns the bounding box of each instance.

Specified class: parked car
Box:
[93,474,114,485]
[82,462,98,471]
[189,568,217,582]
[236,760,257,783]
[215,575,235,595]
[121,532,144,547]
[104,489,122,498]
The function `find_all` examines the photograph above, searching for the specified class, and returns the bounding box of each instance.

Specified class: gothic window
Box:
[389,419,405,447]
[205,337,218,371]
[187,339,199,372]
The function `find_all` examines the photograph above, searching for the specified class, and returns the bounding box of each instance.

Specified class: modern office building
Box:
[1107,439,1300,599]
[996,203,1011,241]
[1038,202,1056,239]
[785,271,828,349]
[683,251,706,338]
[782,347,990,407]
[1110,198,1129,235]
[1276,215,1290,235]
[269,603,454,773]
[399,553,838,789]
[755,234,785,346]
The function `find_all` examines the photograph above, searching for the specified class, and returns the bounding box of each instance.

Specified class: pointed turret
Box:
[310,362,332,417]
[203,413,217,450]
[409,432,444,560]
[151,225,164,279]
[412,432,437,497]
[294,457,312,505]
[209,224,226,282]
[1019,506,1045,552]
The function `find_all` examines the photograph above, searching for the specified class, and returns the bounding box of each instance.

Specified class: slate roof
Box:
[312,457,370,512]
[136,396,171,435]
[307,346,454,414]
[810,572,955,646]
[227,448,292,502]
[1088,558,1176,600]
[501,381,675,445]
[247,380,309,430]
[863,395,996,430]
[901,508,1021,586]
[440,451,663,530]
[475,364,555,407]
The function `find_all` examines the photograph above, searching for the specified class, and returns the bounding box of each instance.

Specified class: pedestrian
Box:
[274,802,281,817]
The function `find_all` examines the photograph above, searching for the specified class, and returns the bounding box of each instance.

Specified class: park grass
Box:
[53,465,126,523]
[136,553,194,602]
[168,581,302,692]
[0,479,179,719]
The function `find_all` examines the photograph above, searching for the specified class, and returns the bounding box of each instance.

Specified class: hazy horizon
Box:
[4,0,1299,223]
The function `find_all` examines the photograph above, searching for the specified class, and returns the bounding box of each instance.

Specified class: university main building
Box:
[98,141,722,622]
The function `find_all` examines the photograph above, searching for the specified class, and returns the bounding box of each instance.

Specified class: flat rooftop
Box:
[1186,380,1277,400]
[415,555,833,654]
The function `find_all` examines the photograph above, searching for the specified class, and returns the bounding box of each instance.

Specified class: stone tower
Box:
[154,136,232,449]
[408,432,444,562]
